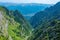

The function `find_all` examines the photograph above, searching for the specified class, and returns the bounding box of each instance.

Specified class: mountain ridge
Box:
[28,2,60,40]
[30,2,60,28]
[0,6,33,40]
[0,2,52,20]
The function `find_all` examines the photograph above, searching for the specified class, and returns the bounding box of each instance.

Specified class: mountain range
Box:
[0,2,52,20]
[30,2,60,28]
[29,2,60,40]
[0,2,60,40]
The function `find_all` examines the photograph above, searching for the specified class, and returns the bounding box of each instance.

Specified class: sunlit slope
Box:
[0,6,32,40]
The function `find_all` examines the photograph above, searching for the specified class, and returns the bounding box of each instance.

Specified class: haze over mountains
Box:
[0,2,52,19]
[0,1,60,40]
[30,2,60,28]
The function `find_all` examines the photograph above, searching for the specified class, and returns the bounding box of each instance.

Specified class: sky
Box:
[0,0,60,4]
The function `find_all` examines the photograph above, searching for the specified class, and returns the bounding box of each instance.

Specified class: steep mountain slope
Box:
[29,19,60,40]
[30,2,60,28]
[0,6,32,40]
[28,2,60,40]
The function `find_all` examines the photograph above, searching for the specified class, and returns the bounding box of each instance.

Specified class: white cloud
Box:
[0,0,60,4]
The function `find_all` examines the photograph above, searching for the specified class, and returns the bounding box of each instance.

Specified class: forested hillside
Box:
[0,6,32,40]
[30,2,60,28]
[29,2,60,40]
[0,2,60,40]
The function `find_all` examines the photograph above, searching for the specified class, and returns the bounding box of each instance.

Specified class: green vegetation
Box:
[31,19,60,40]
[0,6,32,40]
[28,2,60,40]
[0,2,60,40]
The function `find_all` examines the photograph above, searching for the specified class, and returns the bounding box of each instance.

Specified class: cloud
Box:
[23,13,35,17]
[0,0,60,4]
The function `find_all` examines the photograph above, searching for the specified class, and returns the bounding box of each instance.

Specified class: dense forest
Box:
[29,2,60,40]
[0,2,60,40]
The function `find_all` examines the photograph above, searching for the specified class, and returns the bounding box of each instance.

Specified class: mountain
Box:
[28,2,60,40]
[0,6,33,40]
[29,19,60,40]
[0,2,52,20]
[30,2,60,28]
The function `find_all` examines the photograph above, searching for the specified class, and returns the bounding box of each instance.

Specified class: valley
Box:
[0,2,60,40]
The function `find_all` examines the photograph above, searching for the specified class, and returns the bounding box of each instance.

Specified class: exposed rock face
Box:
[0,11,7,36]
